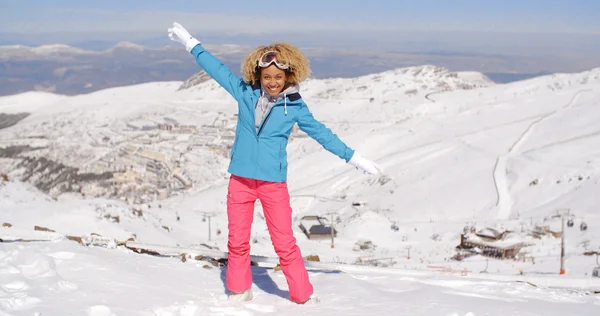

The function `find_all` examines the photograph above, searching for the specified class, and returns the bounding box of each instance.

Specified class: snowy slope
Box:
[1,240,598,316]
[1,66,600,315]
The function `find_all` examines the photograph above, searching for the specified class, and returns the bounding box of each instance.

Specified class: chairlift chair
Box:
[298,215,337,240]
[567,219,574,227]
[580,222,588,231]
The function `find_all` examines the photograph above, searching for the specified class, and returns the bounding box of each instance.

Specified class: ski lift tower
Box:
[554,208,570,275]
[560,215,565,275]
[584,251,600,277]
[325,211,339,249]
[199,211,218,242]
[593,253,600,278]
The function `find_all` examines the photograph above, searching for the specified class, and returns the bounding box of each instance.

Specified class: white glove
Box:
[348,152,383,175]
[168,22,201,52]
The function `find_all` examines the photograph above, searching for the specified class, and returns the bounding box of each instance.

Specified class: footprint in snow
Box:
[0,292,42,311]
[0,249,11,261]
[245,304,276,313]
[57,279,78,292]
[151,301,207,316]
[47,251,77,260]
[0,265,20,275]
[17,252,57,279]
[87,305,117,316]
[0,250,19,274]
[210,306,258,316]
[1,280,29,292]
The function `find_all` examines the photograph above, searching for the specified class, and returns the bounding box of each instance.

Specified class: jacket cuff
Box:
[186,38,201,53]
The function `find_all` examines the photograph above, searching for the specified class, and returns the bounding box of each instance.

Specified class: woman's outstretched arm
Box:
[296,102,383,175]
[168,22,248,100]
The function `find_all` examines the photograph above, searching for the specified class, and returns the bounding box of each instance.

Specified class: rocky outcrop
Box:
[0,113,30,130]
[1,145,113,196]
[17,156,113,194]
[0,145,39,157]
[177,70,212,90]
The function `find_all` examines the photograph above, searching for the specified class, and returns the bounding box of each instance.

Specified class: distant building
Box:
[173,172,192,189]
[475,227,506,241]
[158,123,198,133]
[456,233,533,260]
[138,150,166,162]
[158,124,173,131]
[112,170,138,184]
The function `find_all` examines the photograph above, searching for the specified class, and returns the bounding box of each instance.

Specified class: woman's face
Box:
[260,64,287,97]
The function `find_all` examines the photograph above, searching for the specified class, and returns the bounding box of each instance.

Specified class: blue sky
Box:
[1,0,599,34]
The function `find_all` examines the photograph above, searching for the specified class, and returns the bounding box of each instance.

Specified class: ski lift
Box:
[580,222,588,231]
[463,226,469,234]
[298,215,337,240]
[470,226,477,234]
[593,254,600,278]
[567,218,574,227]
[391,223,399,232]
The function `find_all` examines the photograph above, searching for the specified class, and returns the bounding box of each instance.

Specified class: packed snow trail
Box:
[494,90,591,220]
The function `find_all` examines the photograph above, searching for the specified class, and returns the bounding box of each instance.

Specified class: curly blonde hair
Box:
[241,42,311,85]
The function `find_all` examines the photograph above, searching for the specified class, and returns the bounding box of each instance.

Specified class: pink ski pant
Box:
[225,175,313,303]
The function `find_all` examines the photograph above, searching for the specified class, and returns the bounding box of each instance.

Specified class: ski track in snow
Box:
[494,89,591,220]
[522,129,600,160]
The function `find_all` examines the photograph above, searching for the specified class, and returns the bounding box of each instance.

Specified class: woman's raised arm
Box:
[168,22,248,100]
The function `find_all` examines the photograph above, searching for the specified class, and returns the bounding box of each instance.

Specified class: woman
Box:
[168,22,382,304]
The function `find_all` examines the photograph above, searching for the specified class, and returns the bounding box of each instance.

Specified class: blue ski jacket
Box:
[190,44,354,182]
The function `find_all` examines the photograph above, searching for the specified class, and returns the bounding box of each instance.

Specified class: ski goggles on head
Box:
[258,51,289,70]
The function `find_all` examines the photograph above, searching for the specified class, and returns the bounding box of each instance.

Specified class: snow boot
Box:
[228,289,253,302]
[297,294,320,304]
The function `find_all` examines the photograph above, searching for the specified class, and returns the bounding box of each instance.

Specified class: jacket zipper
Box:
[256,104,279,137]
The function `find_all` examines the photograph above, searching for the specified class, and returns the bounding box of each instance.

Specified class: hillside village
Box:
[2,66,489,204]
[84,113,306,204]
[1,66,599,267]
[0,72,313,204]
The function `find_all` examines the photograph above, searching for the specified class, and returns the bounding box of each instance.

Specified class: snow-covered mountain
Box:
[0,42,252,97]
[0,42,244,59]
[0,65,497,202]
[1,66,600,315]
